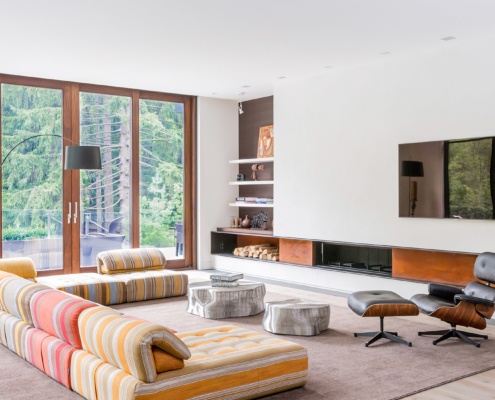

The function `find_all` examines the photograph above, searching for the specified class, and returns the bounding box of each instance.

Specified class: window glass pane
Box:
[79,93,131,266]
[139,100,184,259]
[1,84,63,271]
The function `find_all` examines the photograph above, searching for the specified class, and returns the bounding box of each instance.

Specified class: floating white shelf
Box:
[229,202,274,208]
[229,157,274,164]
[229,180,274,185]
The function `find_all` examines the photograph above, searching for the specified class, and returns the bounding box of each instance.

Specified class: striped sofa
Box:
[36,248,188,305]
[0,272,309,399]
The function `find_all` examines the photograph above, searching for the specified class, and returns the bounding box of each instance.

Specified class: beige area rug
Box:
[0,273,495,400]
[112,277,495,400]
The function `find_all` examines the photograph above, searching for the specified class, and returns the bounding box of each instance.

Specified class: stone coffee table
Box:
[187,281,266,319]
[263,299,330,336]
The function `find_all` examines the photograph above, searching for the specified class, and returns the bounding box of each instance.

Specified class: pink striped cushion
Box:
[41,336,75,388]
[24,328,50,371]
[30,289,97,349]
[24,328,75,388]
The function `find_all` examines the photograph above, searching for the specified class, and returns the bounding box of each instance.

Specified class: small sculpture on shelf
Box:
[241,215,251,228]
[251,163,265,180]
[251,211,269,230]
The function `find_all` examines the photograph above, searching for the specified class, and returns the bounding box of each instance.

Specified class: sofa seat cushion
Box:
[78,307,190,383]
[38,273,127,305]
[115,270,188,302]
[129,326,309,400]
[0,276,51,325]
[0,311,31,358]
[97,248,167,275]
[24,327,75,389]
[30,289,98,349]
[71,351,139,400]
[0,257,37,282]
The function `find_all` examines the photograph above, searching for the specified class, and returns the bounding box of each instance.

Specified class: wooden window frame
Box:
[0,74,197,275]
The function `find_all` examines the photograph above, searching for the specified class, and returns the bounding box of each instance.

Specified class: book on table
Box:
[209,272,244,282]
[211,280,240,287]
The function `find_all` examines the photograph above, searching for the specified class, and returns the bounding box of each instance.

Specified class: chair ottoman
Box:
[262,299,330,336]
[348,290,419,347]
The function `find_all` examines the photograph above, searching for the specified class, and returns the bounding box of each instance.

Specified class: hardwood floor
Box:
[404,368,495,399]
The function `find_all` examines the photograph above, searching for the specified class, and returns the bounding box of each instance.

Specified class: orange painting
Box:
[257,125,274,158]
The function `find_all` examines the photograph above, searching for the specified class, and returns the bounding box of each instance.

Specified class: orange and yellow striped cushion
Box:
[116,270,188,302]
[78,307,190,383]
[97,248,166,274]
[130,326,308,400]
[0,257,37,282]
[38,273,127,305]
[30,289,97,349]
[70,350,106,400]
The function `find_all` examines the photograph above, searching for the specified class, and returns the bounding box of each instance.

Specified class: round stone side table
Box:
[262,299,330,336]
[187,281,266,319]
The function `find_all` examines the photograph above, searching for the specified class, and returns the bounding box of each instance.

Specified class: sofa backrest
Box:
[78,306,190,383]
[0,276,52,325]
[0,257,37,282]
[30,289,98,349]
[96,248,166,274]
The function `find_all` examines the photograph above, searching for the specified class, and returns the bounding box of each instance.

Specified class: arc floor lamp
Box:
[1,134,102,170]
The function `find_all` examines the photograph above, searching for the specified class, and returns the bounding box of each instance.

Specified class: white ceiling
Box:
[1,0,494,101]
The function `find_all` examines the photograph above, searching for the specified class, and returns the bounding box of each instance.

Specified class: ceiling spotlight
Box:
[381,52,391,55]
[441,36,456,41]
[238,102,244,115]
[241,85,251,88]
[324,65,333,69]
[278,76,286,80]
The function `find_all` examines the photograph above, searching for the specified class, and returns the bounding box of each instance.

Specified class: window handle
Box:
[74,202,78,224]
[68,202,72,224]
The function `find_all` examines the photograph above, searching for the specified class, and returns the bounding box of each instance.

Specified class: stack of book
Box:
[210,272,244,287]
[235,197,258,204]
[255,198,273,204]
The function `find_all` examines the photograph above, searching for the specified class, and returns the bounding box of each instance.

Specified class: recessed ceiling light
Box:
[278,76,286,80]
[441,36,456,41]
[211,92,218,95]
[238,91,245,96]
[381,52,391,55]
[324,65,333,69]
[241,85,250,88]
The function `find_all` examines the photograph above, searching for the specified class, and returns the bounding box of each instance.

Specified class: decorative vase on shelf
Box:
[241,215,251,228]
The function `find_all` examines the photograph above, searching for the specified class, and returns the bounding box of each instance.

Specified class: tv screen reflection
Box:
[399,136,495,220]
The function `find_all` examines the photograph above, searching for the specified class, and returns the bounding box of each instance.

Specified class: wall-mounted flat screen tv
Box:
[399,136,495,219]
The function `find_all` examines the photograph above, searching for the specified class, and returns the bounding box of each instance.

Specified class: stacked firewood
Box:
[233,244,279,261]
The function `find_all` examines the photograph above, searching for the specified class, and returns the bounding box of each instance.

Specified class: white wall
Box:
[197,97,238,269]
[274,36,495,253]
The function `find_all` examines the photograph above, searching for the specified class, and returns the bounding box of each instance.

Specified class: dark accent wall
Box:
[238,96,274,226]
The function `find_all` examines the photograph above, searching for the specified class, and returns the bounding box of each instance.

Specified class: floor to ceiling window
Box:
[79,92,132,267]
[139,99,185,260]
[1,83,65,271]
[0,75,195,274]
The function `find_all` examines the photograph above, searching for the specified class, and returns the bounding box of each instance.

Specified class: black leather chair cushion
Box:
[473,252,495,283]
[464,281,495,302]
[410,293,454,314]
[454,294,495,307]
[348,290,416,316]
[428,283,463,302]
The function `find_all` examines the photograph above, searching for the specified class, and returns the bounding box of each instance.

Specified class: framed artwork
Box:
[257,125,274,158]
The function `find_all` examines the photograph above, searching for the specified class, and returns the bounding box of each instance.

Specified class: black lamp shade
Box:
[64,146,102,170]
[401,160,424,177]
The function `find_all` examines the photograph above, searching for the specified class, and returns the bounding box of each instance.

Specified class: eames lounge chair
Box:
[410,252,495,347]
